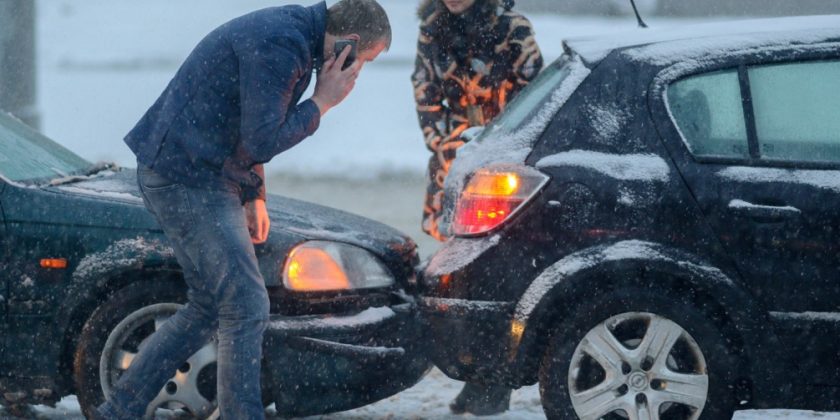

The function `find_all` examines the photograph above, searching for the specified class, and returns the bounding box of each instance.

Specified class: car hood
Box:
[264,196,417,263]
[42,168,417,262]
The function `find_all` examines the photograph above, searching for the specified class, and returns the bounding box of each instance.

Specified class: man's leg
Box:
[103,169,268,419]
[177,187,270,420]
[97,284,218,418]
[98,168,219,418]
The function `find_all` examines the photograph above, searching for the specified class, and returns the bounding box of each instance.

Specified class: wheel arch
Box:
[507,240,781,404]
[54,238,185,396]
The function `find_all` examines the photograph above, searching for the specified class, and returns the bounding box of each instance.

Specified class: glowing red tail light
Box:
[452,165,549,236]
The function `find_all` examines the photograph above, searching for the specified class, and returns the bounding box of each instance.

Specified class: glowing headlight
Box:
[282,241,394,292]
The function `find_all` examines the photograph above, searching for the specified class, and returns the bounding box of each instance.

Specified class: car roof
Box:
[564,14,840,67]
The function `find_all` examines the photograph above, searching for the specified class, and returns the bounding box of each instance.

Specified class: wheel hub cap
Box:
[629,372,648,391]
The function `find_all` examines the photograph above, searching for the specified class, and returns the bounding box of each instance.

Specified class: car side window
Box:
[667,70,749,159]
[748,60,840,163]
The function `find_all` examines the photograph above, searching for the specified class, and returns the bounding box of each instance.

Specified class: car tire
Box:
[73,279,209,419]
[538,287,739,420]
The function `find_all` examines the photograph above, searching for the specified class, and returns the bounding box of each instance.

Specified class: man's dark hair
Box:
[327,0,392,51]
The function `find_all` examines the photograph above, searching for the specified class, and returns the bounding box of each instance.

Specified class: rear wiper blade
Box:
[84,161,118,176]
[48,161,118,186]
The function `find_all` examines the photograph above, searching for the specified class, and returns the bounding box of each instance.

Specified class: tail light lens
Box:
[452,165,549,236]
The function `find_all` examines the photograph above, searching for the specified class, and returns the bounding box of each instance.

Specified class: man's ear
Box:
[346,33,361,42]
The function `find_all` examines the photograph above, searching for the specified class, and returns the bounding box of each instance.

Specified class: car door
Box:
[654,54,840,314]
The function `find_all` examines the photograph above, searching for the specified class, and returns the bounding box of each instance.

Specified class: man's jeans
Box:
[97,165,269,419]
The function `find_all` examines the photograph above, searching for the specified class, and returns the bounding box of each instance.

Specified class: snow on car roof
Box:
[564,14,840,65]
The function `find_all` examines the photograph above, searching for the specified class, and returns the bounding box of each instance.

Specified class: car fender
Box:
[69,236,176,284]
[508,240,782,404]
[52,235,181,390]
[59,235,180,332]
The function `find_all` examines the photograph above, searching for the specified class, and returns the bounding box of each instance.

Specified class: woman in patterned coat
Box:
[412,0,543,415]
[413,0,543,241]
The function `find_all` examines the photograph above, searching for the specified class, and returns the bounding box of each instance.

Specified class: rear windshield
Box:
[0,112,91,183]
[489,55,579,132]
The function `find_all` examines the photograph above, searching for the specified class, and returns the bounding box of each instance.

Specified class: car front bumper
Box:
[262,301,430,417]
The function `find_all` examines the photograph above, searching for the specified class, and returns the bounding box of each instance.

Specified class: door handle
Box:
[728,199,801,221]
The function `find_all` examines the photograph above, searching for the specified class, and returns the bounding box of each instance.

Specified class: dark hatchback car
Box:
[0,112,428,418]
[420,15,840,420]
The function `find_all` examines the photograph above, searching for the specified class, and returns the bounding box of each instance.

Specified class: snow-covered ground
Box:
[20,1,840,418]
[25,368,840,419]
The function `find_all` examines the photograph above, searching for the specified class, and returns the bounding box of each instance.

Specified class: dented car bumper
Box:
[263,300,430,417]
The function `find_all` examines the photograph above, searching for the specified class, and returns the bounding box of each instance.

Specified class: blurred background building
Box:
[0,0,38,128]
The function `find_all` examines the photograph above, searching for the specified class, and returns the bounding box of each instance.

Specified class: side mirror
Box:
[460,126,486,143]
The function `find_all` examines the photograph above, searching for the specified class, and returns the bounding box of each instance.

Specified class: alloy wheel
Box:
[99,303,219,419]
[567,312,709,420]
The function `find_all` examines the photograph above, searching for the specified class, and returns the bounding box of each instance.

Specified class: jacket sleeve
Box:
[239,41,321,164]
[411,30,448,152]
[239,164,267,203]
[505,14,544,95]
[254,164,266,201]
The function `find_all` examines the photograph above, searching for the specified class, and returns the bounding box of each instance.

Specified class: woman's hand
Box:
[245,198,270,244]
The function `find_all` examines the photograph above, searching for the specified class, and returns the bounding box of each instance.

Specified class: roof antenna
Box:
[629,0,649,28]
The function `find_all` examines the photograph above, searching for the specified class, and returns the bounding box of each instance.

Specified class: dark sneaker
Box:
[449,382,511,416]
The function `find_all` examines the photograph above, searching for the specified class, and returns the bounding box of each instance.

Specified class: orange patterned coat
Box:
[412,1,543,240]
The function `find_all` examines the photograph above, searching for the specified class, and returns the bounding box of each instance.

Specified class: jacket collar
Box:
[308,1,327,71]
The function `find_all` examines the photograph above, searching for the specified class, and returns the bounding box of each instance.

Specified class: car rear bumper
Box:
[419,296,518,386]
[263,302,430,417]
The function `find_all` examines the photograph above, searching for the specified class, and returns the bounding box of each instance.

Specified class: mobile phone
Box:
[333,39,357,70]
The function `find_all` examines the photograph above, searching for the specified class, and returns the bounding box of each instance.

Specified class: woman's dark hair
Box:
[328,0,392,50]
[417,0,513,17]
[417,0,514,64]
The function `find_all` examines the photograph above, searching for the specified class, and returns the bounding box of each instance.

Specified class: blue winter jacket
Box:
[125,2,326,202]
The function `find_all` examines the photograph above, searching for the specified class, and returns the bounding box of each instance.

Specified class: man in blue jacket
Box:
[96,1,391,418]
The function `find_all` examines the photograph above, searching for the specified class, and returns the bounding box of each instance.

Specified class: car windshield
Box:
[487,55,576,132]
[0,112,92,183]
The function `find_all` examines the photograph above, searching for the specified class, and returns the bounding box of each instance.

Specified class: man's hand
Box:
[245,198,270,244]
[312,45,363,116]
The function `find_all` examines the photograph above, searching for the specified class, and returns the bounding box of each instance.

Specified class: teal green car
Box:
[0,112,428,418]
